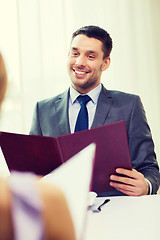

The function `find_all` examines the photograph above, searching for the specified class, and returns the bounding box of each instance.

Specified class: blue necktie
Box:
[74,95,91,132]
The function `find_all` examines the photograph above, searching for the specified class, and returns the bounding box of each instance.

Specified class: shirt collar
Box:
[69,84,102,104]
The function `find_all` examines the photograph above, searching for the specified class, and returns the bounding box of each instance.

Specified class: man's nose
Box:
[75,55,86,67]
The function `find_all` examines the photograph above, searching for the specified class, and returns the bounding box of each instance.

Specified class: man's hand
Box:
[110,168,149,196]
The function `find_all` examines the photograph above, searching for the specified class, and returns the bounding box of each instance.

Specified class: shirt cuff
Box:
[145,178,152,195]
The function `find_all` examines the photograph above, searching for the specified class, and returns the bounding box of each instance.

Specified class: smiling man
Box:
[67,34,110,93]
[30,25,160,197]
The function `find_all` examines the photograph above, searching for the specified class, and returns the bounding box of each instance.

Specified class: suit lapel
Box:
[54,89,71,136]
[53,86,112,135]
[91,86,112,128]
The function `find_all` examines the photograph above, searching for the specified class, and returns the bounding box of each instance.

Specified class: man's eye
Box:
[88,55,95,59]
[71,52,78,56]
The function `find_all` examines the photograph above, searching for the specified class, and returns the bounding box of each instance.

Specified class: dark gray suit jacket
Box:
[30,85,160,196]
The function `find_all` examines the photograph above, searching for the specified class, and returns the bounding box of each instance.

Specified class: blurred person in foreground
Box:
[0,53,76,240]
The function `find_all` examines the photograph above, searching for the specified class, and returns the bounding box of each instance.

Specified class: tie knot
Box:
[77,95,91,106]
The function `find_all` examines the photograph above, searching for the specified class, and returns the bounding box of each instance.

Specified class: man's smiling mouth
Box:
[73,68,90,75]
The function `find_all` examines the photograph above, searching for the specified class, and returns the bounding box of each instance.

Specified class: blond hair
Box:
[0,53,7,107]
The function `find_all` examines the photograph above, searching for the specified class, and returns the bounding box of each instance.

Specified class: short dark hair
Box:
[71,25,113,59]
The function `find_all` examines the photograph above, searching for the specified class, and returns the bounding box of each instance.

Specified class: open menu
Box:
[0,120,132,193]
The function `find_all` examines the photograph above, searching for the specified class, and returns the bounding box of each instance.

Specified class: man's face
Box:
[67,34,110,93]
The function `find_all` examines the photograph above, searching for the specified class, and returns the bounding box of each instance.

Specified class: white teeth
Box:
[74,70,86,75]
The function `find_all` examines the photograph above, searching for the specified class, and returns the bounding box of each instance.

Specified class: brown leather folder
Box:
[0,120,132,193]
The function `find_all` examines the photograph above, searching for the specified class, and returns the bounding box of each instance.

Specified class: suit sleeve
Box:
[29,103,42,136]
[128,96,160,194]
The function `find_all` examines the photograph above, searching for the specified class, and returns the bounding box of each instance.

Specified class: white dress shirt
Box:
[69,84,102,133]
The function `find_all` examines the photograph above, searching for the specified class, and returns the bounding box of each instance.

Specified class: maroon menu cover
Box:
[0,120,132,193]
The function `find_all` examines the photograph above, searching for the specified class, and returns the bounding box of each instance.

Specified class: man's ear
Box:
[101,57,111,71]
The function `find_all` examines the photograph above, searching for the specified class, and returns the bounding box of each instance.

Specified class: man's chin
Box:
[72,81,89,89]
[71,81,95,93]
